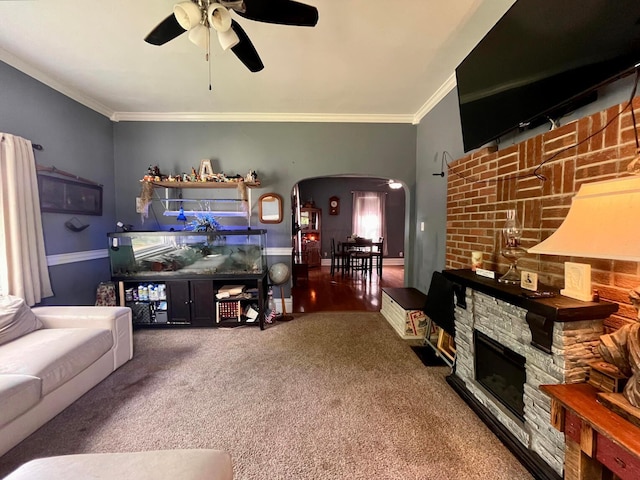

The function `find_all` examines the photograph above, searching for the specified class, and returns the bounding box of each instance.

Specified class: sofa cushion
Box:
[3,450,234,480]
[0,295,43,346]
[0,374,42,428]
[0,328,113,395]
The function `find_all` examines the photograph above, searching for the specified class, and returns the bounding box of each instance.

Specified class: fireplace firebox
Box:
[474,330,526,422]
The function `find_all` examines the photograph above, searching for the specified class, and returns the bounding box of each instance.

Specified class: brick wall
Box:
[446,96,640,329]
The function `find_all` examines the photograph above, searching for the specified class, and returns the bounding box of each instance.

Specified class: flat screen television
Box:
[456,0,640,153]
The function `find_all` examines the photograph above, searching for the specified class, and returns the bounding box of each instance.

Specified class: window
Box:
[352,191,385,241]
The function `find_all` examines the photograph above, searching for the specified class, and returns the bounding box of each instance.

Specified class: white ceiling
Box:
[0,0,515,123]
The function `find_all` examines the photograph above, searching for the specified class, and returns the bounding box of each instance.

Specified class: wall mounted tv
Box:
[456,0,640,153]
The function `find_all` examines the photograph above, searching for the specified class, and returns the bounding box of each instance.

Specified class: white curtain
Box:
[0,133,53,305]
[352,191,387,254]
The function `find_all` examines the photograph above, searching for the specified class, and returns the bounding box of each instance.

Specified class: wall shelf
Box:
[151,181,260,189]
[149,181,259,226]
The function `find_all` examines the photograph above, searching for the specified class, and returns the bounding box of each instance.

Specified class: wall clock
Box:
[329,196,340,215]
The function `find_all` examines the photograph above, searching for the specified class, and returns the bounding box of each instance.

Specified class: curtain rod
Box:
[32,143,43,151]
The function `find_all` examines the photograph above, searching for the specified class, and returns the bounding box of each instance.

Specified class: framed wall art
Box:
[38,175,103,216]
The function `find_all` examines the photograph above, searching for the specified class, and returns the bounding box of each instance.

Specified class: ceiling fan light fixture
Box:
[173,2,203,30]
[208,3,232,32]
[389,180,402,189]
[188,24,210,50]
[217,28,240,51]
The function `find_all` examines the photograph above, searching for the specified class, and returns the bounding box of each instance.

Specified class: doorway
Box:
[291,176,407,312]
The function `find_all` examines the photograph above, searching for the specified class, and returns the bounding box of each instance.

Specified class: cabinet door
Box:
[190,280,215,326]
[166,281,190,324]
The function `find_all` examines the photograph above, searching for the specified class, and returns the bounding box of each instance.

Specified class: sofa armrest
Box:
[31,306,127,329]
[31,306,133,368]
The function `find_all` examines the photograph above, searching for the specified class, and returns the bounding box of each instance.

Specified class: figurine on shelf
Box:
[246,170,257,183]
[190,167,198,182]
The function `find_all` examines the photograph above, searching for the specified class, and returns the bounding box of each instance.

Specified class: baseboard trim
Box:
[446,373,561,480]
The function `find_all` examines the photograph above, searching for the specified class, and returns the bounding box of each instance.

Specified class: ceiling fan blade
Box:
[230,20,264,72]
[237,0,318,27]
[145,14,186,46]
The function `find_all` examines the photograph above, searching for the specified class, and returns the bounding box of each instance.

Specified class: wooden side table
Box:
[540,383,640,480]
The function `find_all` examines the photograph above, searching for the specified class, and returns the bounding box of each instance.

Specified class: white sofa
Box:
[0,298,133,457]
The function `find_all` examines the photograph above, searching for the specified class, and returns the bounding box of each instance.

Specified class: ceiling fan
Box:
[374,179,403,189]
[144,0,319,73]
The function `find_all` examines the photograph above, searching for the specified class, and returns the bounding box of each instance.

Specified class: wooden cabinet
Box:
[117,274,268,329]
[299,207,321,267]
[166,280,215,327]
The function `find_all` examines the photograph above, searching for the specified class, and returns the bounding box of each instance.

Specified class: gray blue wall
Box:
[0,61,116,305]
[112,122,416,258]
[3,54,634,305]
[413,90,465,293]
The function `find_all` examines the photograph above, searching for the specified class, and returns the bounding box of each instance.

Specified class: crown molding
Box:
[0,48,116,119]
[2,45,454,125]
[111,111,415,123]
[412,73,457,125]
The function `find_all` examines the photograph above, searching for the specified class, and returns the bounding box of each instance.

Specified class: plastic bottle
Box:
[266,288,278,323]
[149,284,158,301]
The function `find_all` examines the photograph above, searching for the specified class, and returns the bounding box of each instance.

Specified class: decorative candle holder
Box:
[498,209,526,284]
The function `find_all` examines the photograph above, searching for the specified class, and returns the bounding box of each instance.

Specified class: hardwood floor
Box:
[292,265,405,313]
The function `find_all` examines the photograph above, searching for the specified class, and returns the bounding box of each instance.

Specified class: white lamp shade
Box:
[388,180,402,189]
[528,176,640,261]
[217,28,240,50]
[188,24,210,50]
[173,2,202,30]
[207,3,232,32]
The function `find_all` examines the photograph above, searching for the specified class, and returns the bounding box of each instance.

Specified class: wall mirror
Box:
[258,193,283,224]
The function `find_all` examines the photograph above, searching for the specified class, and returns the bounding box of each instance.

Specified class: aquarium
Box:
[108,229,267,278]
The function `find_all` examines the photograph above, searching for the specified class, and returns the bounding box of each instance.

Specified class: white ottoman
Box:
[4,449,233,480]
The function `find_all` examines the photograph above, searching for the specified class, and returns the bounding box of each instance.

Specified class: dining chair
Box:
[371,237,383,276]
[349,238,373,277]
[330,238,349,277]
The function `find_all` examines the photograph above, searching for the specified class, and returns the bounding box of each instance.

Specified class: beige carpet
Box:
[0,313,532,479]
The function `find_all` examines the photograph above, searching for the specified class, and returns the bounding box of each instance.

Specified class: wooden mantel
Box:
[442,269,618,352]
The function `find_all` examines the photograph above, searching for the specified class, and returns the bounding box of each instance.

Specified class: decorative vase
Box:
[498,209,526,284]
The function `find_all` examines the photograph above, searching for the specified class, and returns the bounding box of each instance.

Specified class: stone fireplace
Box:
[474,329,526,421]
[442,269,617,479]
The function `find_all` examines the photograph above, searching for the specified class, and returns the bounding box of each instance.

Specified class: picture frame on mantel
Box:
[37,175,103,216]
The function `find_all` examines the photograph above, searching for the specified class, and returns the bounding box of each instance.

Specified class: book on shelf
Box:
[216,301,241,322]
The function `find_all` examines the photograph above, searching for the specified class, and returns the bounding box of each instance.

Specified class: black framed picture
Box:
[37,175,103,216]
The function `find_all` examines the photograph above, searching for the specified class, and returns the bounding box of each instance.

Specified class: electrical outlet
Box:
[324,252,327,257]
[399,251,404,257]
[420,221,425,231]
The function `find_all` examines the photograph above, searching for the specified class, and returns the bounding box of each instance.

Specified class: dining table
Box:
[340,238,383,277]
